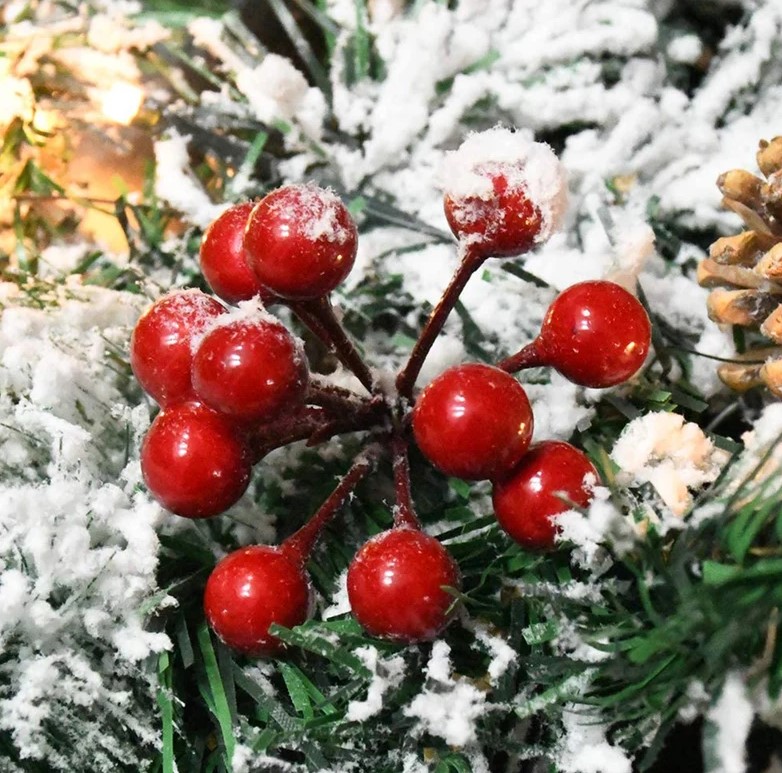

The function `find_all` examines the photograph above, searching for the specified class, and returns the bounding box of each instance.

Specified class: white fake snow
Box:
[403,641,487,746]
[154,130,228,228]
[440,126,568,243]
[558,706,633,773]
[346,646,406,721]
[611,411,729,518]
[707,673,754,773]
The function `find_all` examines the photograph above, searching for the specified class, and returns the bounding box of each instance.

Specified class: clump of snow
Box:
[557,487,637,567]
[87,13,169,54]
[706,673,753,773]
[154,131,228,229]
[471,623,516,684]
[667,34,703,65]
[346,646,406,721]
[404,640,487,746]
[556,706,633,773]
[611,411,729,518]
[699,403,782,519]
[322,570,351,620]
[440,126,568,244]
[236,54,326,140]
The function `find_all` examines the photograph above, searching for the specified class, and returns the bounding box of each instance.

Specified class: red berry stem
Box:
[252,403,382,458]
[391,434,420,530]
[289,297,375,393]
[307,377,370,412]
[496,340,545,373]
[282,445,381,566]
[305,394,387,447]
[396,244,485,400]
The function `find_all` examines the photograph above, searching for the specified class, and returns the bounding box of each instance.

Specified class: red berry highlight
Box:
[412,363,534,481]
[244,184,358,299]
[130,291,225,407]
[444,168,543,258]
[141,402,251,518]
[200,202,275,305]
[347,528,460,643]
[535,280,651,388]
[492,440,598,551]
[192,317,309,422]
[204,545,312,656]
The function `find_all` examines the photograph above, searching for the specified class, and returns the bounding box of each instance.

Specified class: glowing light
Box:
[32,109,57,134]
[99,82,144,125]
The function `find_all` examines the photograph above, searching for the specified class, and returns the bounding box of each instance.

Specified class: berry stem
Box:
[391,434,420,530]
[396,244,485,400]
[307,377,369,412]
[496,340,546,373]
[289,297,375,393]
[282,445,381,565]
[252,403,382,458]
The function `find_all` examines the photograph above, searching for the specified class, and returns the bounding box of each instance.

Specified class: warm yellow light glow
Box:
[99,82,144,125]
[32,109,57,133]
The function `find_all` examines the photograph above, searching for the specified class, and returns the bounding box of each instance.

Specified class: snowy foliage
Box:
[0,282,166,769]
[4,0,782,770]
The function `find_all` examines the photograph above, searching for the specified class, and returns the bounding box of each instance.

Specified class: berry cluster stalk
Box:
[396,245,484,400]
[290,297,376,393]
[282,445,381,566]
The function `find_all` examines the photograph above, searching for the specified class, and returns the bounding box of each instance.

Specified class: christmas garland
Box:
[3,1,782,772]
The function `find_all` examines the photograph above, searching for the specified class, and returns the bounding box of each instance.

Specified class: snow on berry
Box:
[441,126,568,252]
[244,184,358,299]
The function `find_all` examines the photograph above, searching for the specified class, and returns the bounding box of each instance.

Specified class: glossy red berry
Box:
[534,280,651,388]
[204,545,312,656]
[141,402,251,518]
[200,202,276,305]
[444,168,543,258]
[130,291,225,406]
[244,184,358,299]
[192,317,309,422]
[412,363,534,481]
[492,440,598,551]
[347,528,461,643]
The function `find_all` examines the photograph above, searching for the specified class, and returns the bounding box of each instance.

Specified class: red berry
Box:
[347,528,460,643]
[444,168,543,258]
[204,545,312,656]
[412,363,534,481]
[200,202,276,305]
[130,291,225,406]
[141,402,251,518]
[492,440,598,551]
[192,317,309,422]
[244,184,358,299]
[534,280,651,388]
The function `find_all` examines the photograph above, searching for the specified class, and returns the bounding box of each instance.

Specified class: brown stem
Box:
[286,299,335,350]
[497,340,546,373]
[307,377,369,412]
[281,445,381,565]
[250,402,381,459]
[391,434,420,529]
[396,244,485,400]
[289,297,375,393]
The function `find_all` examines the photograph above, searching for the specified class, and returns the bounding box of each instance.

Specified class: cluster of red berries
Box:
[130,141,652,657]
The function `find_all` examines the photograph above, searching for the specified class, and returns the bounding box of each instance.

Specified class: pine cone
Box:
[698,137,782,396]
